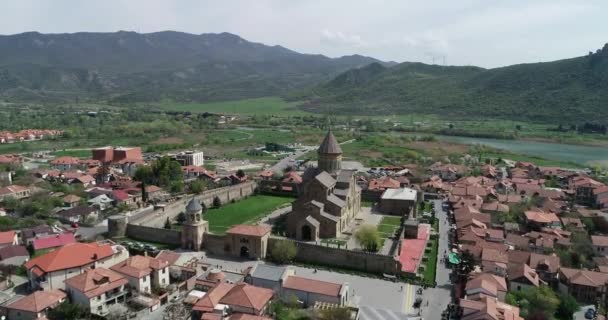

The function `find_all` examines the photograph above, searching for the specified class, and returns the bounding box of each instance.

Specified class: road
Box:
[269,148,311,173]
[420,199,453,320]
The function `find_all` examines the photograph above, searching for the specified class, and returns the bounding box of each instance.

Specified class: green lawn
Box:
[422,237,439,285]
[157,97,309,116]
[206,195,293,234]
[377,216,401,237]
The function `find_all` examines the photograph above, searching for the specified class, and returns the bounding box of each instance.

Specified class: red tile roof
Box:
[0,245,28,260]
[524,210,560,224]
[6,289,66,313]
[227,225,271,237]
[25,242,114,273]
[283,276,343,297]
[193,282,235,312]
[399,238,426,273]
[219,283,274,312]
[0,230,16,245]
[33,233,76,250]
[50,156,80,165]
[64,268,128,298]
[111,255,168,278]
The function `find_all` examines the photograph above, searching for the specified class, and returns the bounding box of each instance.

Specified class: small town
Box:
[0,124,605,320]
[2,2,608,320]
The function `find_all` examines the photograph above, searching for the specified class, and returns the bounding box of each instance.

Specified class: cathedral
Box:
[286,129,361,241]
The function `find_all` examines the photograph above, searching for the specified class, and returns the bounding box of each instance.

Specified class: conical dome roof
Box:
[318,129,342,154]
[186,198,202,212]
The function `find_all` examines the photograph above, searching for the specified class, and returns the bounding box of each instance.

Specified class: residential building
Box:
[50,156,81,171]
[63,194,81,208]
[524,210,561,229]
[0,245,29,266]
[559,267,608,304]
[3,289,67,320]
[25,242,129,290]
[465,272,507,302]
[64,268,129,316]
[459,297,524,320]
[87,194,114,210]
[0,185,31,201]
[192,282,274,318]
[592,235,608,257]
[56,206,98,224]
[20,225,54,245]
[282,275,350,307]
[110,255,170,294]
[245,264,295,292]
[481,248,509,277]
[0,230,18,248]
[508,264,541,291]
[32,233,76,251]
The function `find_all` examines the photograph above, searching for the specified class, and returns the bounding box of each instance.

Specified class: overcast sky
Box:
[1,0,606,68]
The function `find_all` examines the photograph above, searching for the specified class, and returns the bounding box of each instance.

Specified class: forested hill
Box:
[293,44,608,122]
[0,31,383,103]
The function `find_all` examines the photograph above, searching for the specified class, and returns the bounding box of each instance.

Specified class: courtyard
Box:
[205,195,293,234]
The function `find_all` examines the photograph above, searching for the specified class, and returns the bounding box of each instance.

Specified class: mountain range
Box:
[0,31,382,103]
[294,44,608,122]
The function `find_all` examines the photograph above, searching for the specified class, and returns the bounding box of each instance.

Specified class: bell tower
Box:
[181,198,209,251]
[317,128,343,174]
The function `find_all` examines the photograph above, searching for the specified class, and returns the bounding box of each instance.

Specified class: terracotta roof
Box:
[112,190,130,201]
[64,267,128,298]
[524,210,560,224]
[219,283,274,312]
[0,245,28,260]
[481,201,509,213]
[465,272,507,298]
[33,233,76,250]
[283,275,342,297]
[111,255,168,278]
[58,206,97,218]
[460,296,524,320]
[282,172,302,184]
[145,185,162,193]
[6,289,66,313]
[508,250,531,265]
[368,176,400,191]
[318,129,342,154]
[193,283,235,312]
[155,250,181,265]
[75,175,95,184]
[0,185,29,196]
[528,253,560,273]
[508,264,540,287]
[25,242,114,273]
[593,235,608,247]
[63,194,81,203]
[482,248,508,264]
[0,230,16,245]
[227,224,271,237]
[505,234,529,249]
[50,156,80,165]
[560,267,608,287]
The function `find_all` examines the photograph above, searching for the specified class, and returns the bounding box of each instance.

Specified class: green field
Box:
[52,149,92,158]
[205,195,293,234]
[422,237,439,285]
[377,216,401,237]
[158,97,309,116]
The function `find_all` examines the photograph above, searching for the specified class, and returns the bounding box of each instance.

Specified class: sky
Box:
[1,0,606,68]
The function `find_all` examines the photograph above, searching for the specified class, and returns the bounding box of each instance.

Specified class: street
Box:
[419,199,453,320]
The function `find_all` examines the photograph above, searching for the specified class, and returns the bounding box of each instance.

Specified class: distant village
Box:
[0,127,606,320]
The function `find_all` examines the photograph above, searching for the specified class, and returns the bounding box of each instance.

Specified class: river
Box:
[435,135,608,166]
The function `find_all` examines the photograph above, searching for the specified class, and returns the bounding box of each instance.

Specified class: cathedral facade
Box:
[286,129,361,241]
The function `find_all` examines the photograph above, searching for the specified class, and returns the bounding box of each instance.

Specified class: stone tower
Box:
[317,128,343,174]
[181,198,209,251]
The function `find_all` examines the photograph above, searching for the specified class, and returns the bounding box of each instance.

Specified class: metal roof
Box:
[317,129,342,154]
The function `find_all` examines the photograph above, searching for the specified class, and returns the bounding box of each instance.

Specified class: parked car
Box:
[585,308,596,319]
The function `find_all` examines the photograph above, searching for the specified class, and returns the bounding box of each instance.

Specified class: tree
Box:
[506,286,560,319]
[355,225,382,252]
[48,301,89,320]
[176,212,186,224]
[164,217,171,229]
[458,250,478,279]
[317,307,352,320]
[236,169,246,179]
[213,196,222,208]
[190,179,205,194]
[269,240,297,264]
[556,293,579,320]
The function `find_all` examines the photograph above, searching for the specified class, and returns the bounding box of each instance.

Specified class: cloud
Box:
[320,29,368,47]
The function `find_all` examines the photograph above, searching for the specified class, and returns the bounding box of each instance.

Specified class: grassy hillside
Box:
[293,44,608,122]
[0,31,383,103]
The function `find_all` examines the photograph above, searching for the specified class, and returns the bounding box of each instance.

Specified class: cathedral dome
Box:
[317,129,342,155]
